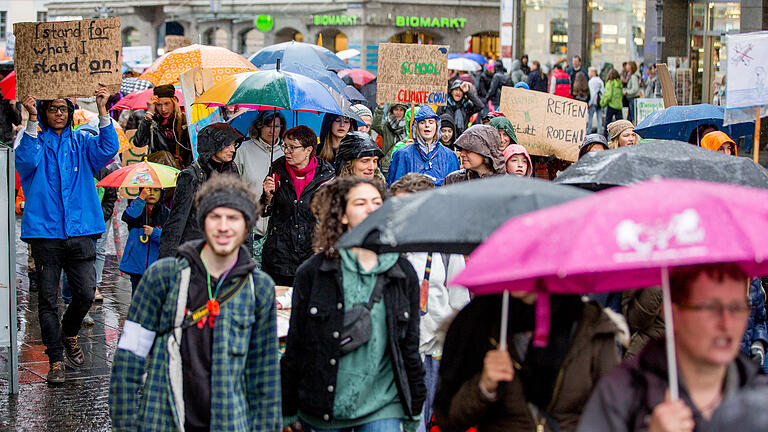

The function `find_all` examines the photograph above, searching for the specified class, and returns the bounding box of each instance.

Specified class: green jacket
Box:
[601,79,623,110]
[372,105,409,173]
[109,245,281,431]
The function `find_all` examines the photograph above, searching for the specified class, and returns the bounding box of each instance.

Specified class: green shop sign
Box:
[314,15,359,26]
[395,16,467,29]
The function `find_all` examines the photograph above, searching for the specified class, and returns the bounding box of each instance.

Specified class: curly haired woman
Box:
[281,177,426,432]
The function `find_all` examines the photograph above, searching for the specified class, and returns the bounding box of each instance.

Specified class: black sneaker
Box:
[62,335,84,367]
[47,361,65,385]
[28,272,38,292]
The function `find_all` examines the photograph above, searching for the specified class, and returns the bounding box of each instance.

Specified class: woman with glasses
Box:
[261,125,335,286]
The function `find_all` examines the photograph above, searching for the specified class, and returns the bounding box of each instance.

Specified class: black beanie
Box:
[197,186,258,230]
[154,84,176,98]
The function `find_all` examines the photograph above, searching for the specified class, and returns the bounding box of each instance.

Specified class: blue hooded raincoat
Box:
[15,100,119,240]
[386,105,460,186]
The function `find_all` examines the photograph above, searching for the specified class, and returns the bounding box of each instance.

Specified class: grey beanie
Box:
[196,184,258,230]
[350,104,373,119]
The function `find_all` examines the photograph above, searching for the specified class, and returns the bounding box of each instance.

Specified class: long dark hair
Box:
[311,177,388,258]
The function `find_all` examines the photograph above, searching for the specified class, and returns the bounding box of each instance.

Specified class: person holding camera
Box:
[134,84,193,168]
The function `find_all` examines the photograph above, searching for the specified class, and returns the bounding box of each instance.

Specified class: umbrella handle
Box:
[499,290,509,351]
[661,266,680,401]
[140,234,149,243]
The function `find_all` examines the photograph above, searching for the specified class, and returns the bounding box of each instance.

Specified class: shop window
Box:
[335,32,348,52]
[204,28,229,49]
[390,31,435,45]
[122,27,141,47]
[241,28,266,54]
[470,31,499,59]
[0,11,5,40]
[550,19,567,54]
[589,0,645,69]
[275,28,303,43]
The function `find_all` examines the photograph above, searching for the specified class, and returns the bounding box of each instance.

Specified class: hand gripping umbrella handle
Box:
[499,290,509,351]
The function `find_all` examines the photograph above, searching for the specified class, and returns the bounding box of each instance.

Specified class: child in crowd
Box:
[119,188,169,293]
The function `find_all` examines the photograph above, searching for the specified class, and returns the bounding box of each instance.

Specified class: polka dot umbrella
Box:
[139,44,257,86]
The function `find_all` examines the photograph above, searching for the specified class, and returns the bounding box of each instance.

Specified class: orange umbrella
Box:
[139,44,258,86]
[73,109,132,153]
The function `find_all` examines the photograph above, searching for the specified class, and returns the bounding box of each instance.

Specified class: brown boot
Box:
[47,361,66,384]
[62,335,85,367]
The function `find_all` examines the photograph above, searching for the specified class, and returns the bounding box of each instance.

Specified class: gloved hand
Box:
[750,341,765,366]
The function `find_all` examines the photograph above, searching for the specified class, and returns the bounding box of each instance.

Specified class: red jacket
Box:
[552,69,571,99]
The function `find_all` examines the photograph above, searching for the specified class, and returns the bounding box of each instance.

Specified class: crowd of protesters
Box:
[3,45,768,432]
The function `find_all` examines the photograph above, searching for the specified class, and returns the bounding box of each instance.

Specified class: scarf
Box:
[159,115,177,143]
[386,114,408,143]
[287,156,318,198]
[447,98,466,134]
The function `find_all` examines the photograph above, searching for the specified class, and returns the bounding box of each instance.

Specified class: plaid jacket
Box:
[109,255,281,431]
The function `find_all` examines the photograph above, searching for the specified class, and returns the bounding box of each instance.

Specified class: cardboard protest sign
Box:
[726,31,768,110]
[122,45,153,69]
[376,43,449,106]
[500,86,587,162]
[634,98,664,124]
[14,18,122,99]
[164,35,192,54]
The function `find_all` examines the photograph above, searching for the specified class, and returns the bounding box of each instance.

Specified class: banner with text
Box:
[376,43,449,106]
[14,18,122,99]
[500,86,587,162]
[634,98,665,125]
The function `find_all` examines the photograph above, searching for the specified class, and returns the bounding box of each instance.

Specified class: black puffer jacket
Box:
[260,156,334,281]
[282,253,426,422]
[158,123,242,258]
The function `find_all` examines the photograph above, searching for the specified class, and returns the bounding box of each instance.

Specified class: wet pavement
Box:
[0,213,131,431]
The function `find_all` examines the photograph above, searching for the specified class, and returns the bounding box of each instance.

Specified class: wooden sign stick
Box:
[754,107,761,164]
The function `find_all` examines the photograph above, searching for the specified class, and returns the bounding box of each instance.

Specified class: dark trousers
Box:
[128,273,143,294]
[29,237,96,364]
[604,107,623,137]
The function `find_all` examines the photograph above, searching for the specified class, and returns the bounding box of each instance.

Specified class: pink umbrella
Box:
[110,87,184,111]
[453,178,768,399]
[0,71,15,100]
[337,69,375,87]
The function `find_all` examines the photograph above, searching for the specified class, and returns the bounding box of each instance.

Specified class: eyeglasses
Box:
[676,301,751,318]
[280,144,305,154]
[47,106,69,114]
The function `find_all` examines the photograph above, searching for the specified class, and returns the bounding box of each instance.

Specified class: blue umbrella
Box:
[249,41,348,71]
[448,53,487,66]
[635,104,755,143]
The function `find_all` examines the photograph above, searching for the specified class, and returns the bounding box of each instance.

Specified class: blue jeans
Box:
[300,418,403,432]
[587,105,602,134]
[417,356,439,432]
[63,233,105,303]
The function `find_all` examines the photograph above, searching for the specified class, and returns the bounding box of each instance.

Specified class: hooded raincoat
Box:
[443,125,506,185]
[502,144,533,177]
[318,113,358,163]
[334,131,385,176]
[158,123,242,258]
[701,131,737,155]
[386,105,460,187]
[439,114,458,150]
[437,81,484,136]
[16,99,119,240]
[489,117,518,146]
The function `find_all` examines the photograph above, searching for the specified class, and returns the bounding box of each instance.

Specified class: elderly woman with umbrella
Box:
[261,125,335,286]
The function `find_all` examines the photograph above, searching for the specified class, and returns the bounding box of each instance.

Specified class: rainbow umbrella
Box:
[139,44,257,86]
[96,160,180,189]
[193,69,361,121]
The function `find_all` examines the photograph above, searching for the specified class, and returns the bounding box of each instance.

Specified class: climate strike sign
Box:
[376,43,449,106]
[14,17,122,99]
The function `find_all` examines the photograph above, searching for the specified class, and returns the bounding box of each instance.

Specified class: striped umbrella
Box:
[96,160,180,189]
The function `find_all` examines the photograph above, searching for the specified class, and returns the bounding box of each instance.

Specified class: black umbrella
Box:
[359,77,377,112]
[555,140,768,190]
[336,176,591,254]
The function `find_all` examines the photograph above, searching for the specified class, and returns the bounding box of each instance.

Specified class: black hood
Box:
[37,99,75,131]
[197,123,244,164]
[334,131,384,174]
[439,113,456,132]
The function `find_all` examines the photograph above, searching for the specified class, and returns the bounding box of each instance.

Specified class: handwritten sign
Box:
[500,86,587,162]
[164,35,192,54]
[14,18,122,99]
[635,98,664,124]
[122,45,153,68]
[726,31,768,109]
[376,43,449,106]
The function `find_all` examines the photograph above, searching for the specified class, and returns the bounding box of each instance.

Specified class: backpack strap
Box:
[191,161,205,184]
